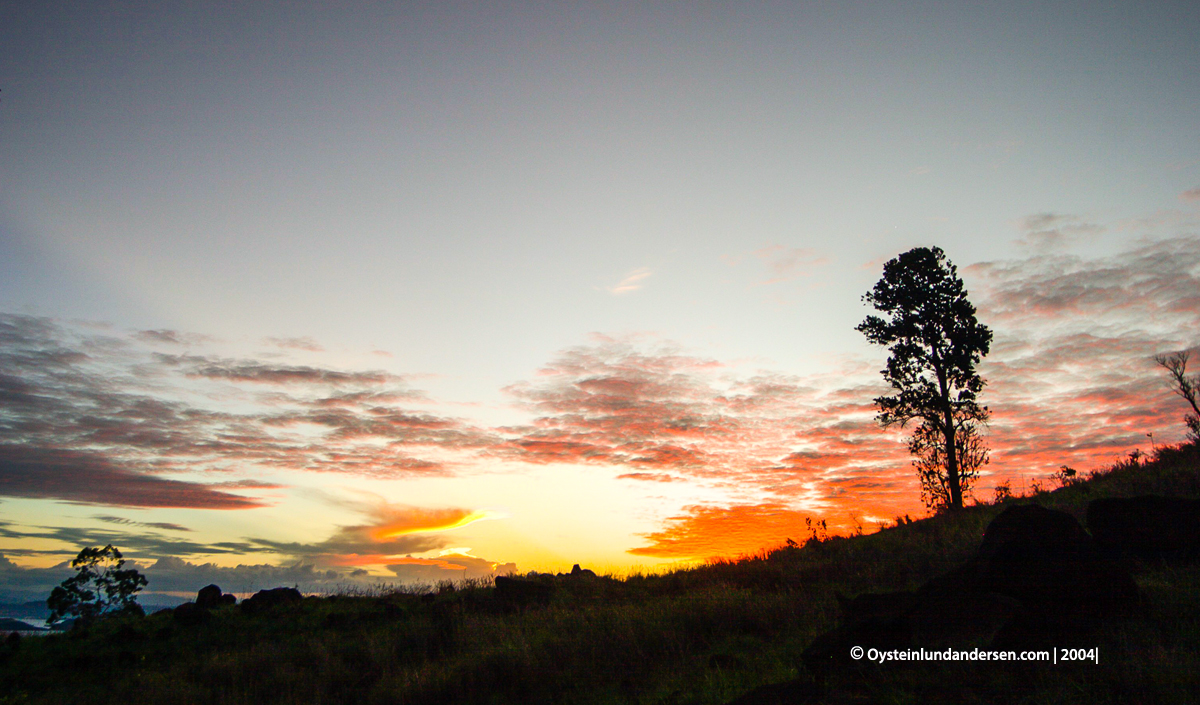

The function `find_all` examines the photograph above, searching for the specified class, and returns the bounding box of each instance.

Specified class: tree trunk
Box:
[943,410,962,509]
[929,341,963,511]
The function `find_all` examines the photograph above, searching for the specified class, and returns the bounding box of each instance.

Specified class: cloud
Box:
[0,553,72,601]
[0,502,490,569]
[237,501,504,576]
[368,507,493,540]
[137,556,343,595]
[501,338,740,471]
[968,237,1200,328]
[172,502,512,591]
[0,501,516,597]
[0,549,406,601]
[93,516,192,532]
[0,521,263,561]
[752,245,828,285]
[1,550,505,600]
[0,314,494,511]
[0,444,264,509]
[135,329,212,346]
[264,336,324,352]
[501,336,915,517]
[961,235,1200,474]
[605,268,652,295]
[5,232,1198,565]
[157,354,400,386]
[1181,187,1200,202]
[629,504,824,560]
[1014,213,1104,250]
[500,236,1200,551]
[616,472,680,483]
[141,549,514,595]
[386,551,517,583]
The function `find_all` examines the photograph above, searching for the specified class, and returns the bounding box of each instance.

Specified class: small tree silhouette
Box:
[47,545,147,626]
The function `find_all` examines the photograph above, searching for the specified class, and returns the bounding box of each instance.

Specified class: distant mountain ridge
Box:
[0,617,46,632]
[0,595,188,622]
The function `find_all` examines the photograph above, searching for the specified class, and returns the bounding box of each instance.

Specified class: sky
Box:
[2,1,1199,602]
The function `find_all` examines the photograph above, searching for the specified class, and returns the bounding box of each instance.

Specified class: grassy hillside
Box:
[2,443,1198,704]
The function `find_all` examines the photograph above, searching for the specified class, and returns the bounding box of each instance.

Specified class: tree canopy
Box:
[47,545,147,626]
[857,246,992,510]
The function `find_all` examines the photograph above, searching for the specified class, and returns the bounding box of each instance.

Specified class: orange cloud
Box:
[629,504,825,560]
[371,508,492,540]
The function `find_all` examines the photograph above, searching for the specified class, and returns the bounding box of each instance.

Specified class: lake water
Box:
[0,617,50,631]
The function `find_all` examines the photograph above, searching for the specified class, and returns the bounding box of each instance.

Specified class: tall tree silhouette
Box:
[858,247,992,510]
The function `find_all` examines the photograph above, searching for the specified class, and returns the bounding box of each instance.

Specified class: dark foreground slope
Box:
[2,443,1198,705]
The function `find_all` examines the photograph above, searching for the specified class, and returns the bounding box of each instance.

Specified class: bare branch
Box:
[1155,351,1200,418]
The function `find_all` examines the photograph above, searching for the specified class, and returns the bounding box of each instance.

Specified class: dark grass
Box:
[2,443,1198,704]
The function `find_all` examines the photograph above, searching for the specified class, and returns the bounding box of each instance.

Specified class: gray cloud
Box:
[969,236,1200,326]
[386,553,517,583]
[0,521,261,559]
[135,329,212,346]
[1015,212,1104,250]
[93,515,192,532]
[0,444,263,509]
[0,314,493,509]
[155,353,400,386]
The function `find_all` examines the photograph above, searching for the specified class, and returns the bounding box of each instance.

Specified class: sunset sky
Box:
[2,1,1199,602]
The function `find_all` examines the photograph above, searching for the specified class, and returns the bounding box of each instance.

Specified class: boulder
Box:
[195,584,235,609]
[908,572,1021,649]
[570,564,597,578]
[800,614,913,678]
[800,503,1141,681]
[835,590,916,625]
[1087,495,1200,561]
[172,601,209,625]
[977,504,1139,620]
[240,587,303,614]
[724,677,820,704]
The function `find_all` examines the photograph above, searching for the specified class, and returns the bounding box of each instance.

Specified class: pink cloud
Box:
[752,245,829,285]
[605,268,652,295]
